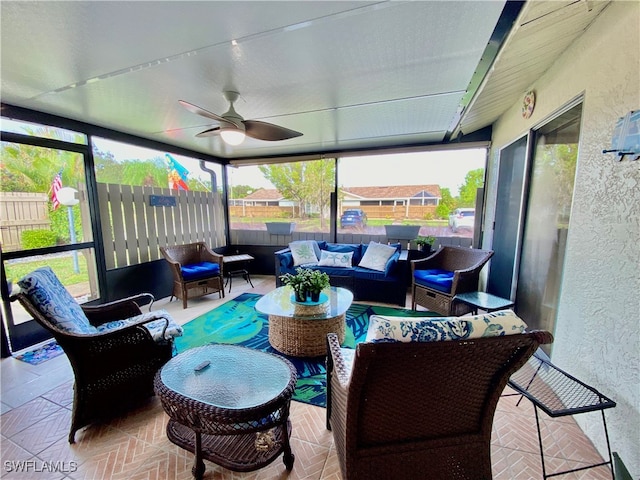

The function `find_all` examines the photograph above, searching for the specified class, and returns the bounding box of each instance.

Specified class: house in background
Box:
[341,185,442,222]
[229,188,297,218]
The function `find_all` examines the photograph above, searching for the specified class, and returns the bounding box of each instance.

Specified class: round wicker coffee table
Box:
[255,286,353,357]
[154,344,297,479]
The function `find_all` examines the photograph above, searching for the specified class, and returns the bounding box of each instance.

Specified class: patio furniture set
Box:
[9,242,617,479]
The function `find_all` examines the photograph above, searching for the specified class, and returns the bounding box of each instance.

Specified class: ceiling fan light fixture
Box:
[220,127,246,146]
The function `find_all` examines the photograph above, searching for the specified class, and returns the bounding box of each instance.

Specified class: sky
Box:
[228,148,487,194]
[12,124,485,195]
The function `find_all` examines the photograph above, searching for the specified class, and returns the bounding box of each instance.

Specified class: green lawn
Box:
[5,255,88,287]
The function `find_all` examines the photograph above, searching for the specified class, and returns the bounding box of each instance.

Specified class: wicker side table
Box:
[268,311,346,357]
[154,345,297,479]
[255,286,353,358]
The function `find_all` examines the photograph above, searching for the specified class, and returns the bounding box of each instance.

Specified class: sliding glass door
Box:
[515,103,582,335]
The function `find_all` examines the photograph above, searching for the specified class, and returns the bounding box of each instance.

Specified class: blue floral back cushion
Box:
[365,309,527,343]
[18,267,97,335]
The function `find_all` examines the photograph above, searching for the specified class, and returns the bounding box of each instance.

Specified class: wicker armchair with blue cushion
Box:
[326,310,553,480]
[160,242,224,309]
[12,267,183,443]
[411,245,494,316]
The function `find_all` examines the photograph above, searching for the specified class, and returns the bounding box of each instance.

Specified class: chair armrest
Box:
[450,256,493,293]
[91,313,170,342]
[201,244,224,268]
[410,248,441,273]
[275,248,293,286]
[82,293,155,326]
[326,333,352,388]
[326,333,356,431]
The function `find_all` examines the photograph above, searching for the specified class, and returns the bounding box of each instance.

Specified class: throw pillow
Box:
[289,240,319,266]
[318,249,353,268]
[365,309,527,343]
[358,241,397,272]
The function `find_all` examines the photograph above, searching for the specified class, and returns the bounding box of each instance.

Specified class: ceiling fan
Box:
[179,91,303,146]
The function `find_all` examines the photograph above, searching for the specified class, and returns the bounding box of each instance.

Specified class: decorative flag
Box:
[166,153,189,190]
[51,171,62,210]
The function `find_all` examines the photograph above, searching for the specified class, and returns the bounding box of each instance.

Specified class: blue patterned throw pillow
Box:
[365,309,527,343]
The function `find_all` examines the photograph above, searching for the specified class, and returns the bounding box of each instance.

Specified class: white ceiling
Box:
[0,1,610,161]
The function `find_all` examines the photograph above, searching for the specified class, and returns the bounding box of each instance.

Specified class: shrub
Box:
[21,229,58,249]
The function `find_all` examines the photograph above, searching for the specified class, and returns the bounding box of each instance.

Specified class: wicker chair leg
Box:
[411,285,417,310]
[181,284,188,309]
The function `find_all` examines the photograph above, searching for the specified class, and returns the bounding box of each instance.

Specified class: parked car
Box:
[340,209,367,228]
[449,208,475,232]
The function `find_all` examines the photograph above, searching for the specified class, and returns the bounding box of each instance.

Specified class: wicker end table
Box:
[255,286,353,357]
[154,345,297,479]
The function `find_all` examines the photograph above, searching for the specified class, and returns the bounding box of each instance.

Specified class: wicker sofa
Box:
[274,240,408,306]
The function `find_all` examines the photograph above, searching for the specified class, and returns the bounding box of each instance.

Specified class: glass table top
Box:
[454,291,514,310]
[160,344,294,409]
[255,286,353,319]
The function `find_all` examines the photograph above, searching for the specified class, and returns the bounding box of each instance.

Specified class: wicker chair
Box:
[11,267,182,443]
[326,329,554,480]
[411,246,494,316]
[160,242,224,309]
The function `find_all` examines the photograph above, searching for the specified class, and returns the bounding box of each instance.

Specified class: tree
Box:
[458,168,485,206]
[435,187,455,219]
[230,185,255,198]
[1,137,85,243]
[259,159,335,224]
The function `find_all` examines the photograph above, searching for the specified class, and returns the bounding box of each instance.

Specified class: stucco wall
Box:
[486,1,639,475]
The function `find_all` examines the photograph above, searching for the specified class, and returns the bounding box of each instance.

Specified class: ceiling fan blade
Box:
[179,100,241,128]
[195,126,221,137]
[243,120,303,141]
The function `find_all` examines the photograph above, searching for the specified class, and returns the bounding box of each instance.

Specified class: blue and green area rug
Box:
[175,292,434,408]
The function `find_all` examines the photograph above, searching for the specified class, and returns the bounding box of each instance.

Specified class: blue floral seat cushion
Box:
[365,309,527,343]
[96,311,183,342]
[18,267,97,335]
[181,261,220,281]
[413,268,454,293]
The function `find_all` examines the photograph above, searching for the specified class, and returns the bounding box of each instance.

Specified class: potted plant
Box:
[414,235,436,253]
[279,267,312,302]
[307,270,330,302]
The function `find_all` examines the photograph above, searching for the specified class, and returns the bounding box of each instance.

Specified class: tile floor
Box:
[0,275,613,479]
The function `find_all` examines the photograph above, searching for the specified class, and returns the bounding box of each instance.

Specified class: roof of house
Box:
[239,185,441,201]
[341,185,441,200]
[241,188,284,201]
